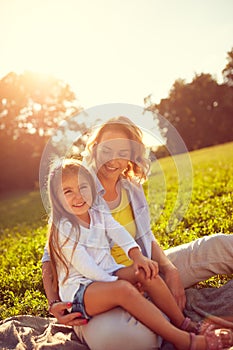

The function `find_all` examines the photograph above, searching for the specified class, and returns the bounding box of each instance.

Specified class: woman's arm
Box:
[151,240,186,310]
[42,261,87,326]
[42,261,60,305]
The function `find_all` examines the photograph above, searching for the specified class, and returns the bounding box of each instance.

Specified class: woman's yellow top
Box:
[110,188,136,266]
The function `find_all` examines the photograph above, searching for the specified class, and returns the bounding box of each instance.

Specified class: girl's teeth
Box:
[74,203,84,207]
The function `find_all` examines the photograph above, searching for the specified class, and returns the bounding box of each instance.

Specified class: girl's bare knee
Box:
[136,270,164,292]
[115,280,139,302]
[136,268,147,282]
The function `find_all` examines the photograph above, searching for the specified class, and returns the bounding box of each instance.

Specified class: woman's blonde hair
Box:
[47,158,96,291]
[85,116,150,182]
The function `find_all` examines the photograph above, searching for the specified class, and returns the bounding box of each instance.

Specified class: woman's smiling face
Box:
[95,130,132,181]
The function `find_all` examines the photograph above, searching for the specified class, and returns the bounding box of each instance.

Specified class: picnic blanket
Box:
[0,280,233,350]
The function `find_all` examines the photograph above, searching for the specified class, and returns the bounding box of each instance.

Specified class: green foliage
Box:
[222,47,233,86]
[0,191,46,229]
[0,191,49,320]
[151,49,233,152]
[0,71,80,139]
[148,142,233,287]
[0,143,233,319]
[0,71,83,193]
[149,142,233,247]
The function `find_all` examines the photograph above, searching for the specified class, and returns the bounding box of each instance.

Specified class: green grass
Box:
[0,142,233,319]
[0,191,49,319]
[148,142,233,247]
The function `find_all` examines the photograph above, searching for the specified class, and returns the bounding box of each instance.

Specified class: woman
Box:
[42,116,233,350]
[47,158,225,350]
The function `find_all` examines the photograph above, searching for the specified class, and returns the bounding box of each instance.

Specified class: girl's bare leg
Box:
[116,266,186,328]
[84,280,206,350]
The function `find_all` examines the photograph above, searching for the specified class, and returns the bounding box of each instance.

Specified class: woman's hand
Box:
[150,240,186,310]
[164,268,186,311]
[50,301,88,326]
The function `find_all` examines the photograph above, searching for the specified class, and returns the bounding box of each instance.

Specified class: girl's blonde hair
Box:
[47,158,96,291]
[85,116,150,182]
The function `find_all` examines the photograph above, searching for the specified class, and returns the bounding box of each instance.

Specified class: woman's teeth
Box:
[106,165,117,171]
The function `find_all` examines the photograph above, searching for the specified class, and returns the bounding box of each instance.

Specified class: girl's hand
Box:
[50,301,88,326]
[133,255,159,279]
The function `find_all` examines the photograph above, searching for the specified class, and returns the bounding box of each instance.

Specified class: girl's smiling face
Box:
[59,171,93,222]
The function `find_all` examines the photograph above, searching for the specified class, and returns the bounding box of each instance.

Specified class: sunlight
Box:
[1,1,77,81]
[142,132,163,149]
[33,103,42,112]
[1,0,232,109]
[27,123,37,134]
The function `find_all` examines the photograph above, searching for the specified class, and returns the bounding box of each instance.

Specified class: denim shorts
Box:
[71,283,92,320]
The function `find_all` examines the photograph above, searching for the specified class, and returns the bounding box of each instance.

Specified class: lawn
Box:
[0,142,232,319]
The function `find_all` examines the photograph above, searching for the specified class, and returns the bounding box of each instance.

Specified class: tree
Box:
[0,71,81,139]
[0,71,83,192]
[156,74,219,151]
[222,47,233,87]
[145,71,233,154]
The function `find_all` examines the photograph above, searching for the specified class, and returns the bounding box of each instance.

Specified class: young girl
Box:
[47,158,233,350]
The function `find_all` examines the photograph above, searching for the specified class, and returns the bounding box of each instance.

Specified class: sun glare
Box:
[1,1,77,82]
[33,103,42,112]
[1,0,232,109]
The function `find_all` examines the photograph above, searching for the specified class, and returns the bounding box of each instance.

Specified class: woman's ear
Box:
[92,143,98,162]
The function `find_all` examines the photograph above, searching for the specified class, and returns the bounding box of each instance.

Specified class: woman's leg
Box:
[74,307,161,350]
[165,233,233,288]
[76,281,233,350]
[83,280,198,350]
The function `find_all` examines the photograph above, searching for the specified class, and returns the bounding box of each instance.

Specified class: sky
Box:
[1,0,233,109]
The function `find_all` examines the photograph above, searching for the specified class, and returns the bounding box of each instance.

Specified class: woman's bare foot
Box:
[189,327,233,350]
